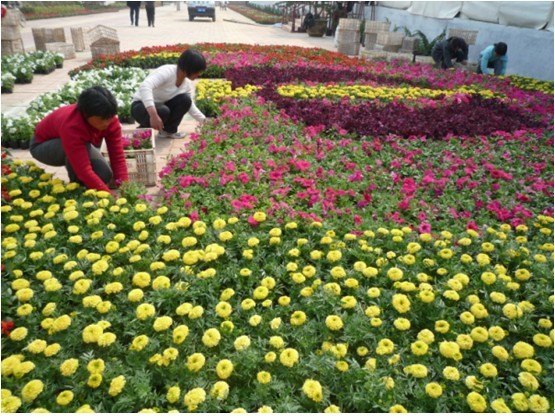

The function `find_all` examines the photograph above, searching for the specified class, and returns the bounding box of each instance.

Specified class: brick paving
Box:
[2,3,338,194]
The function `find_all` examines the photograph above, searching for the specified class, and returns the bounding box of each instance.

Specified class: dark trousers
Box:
[30,137,112,185]
[477,59,503,76]
[146,7,155,26]
[130,5,140,25]
[131,94,192,134]
[433,50,465,69]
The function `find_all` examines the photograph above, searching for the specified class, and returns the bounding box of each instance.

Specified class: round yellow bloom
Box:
[279,348,300,367]
[183,387,206,411]
[512,341,535,359]
[56,389,74,406]
[215,359,234,379]
[491,345,510,361]
[130,335,149,351]
[302,379,323,402]
[27,339,47,354]
[425,382,443,398]
[210,381,230,400]
[325,315,343,331]
[152,316,173,332]
[439,341,461,360]
[389,404,408,413]
[290,311,307,326]
[376,338,395,355]
[393,318,411,331]
[187,353,206,372]
[136,303,156,320]
[467,391,487,412]
[60,358,79,376]
[528,395,550,413]
[391,294,411,314]
[518,372,539,390]
[167,386,181,404]
[1,394,22,413]
[257,371,272,385]
[132,272,151,288]
[387,267,403,281]
[490,398,511,413]
[234,335,251,351]
[202,328,222,348]
[410,340,428,356]
[521,359,542,375]
[479,362,498,378]
[21,379,44,402]
[442,366,460,380]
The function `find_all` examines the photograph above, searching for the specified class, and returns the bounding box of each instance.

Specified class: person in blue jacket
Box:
[477,42,508,76]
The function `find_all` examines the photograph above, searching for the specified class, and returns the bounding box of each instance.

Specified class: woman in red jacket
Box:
[30,86,128,193]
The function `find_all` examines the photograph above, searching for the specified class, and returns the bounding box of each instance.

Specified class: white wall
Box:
[370,4,554,81]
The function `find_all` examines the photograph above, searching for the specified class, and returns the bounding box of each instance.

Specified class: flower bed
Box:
[1,153,553,413]
[1,43,553,413]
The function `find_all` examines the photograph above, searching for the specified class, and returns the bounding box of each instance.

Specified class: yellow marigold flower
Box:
[187,353,206,373]
[502,303,523,319]
[9,327,28,342]
[367,287,381,298]
[234,335,251,351]
[55,389,74,406]
[21,379,44,402]
[27,339,47,354]
[442,366,460,380]
[404,364,428,378]
[132,272,151,288]
[257,371,272,385]
[439,341,461,360]
[513,341,535,359]
[389,404,407,413]
[410,340,428,356]
[216,359,234,379]
[210,381,230,400]
[479,362,498,378]
[325,315,344,331]
[521,359,542,375]
[387,267,403,281]
[330,266,346,280]
[167,386,181,404]
[136,303,156,320]
[467,391,487,412]
[153,316,173,332]
[184,387,206,411]
[108,375,126,396]
[435,320,450,334]
[279,348,300,368]
[514,268,531,281]
[528,395,550,413]
[376,338,395,355]
[302,379,323,402]
[336,360,349,372]
[129,335,149,351]
[2,395,22,412]
[518,372,539,390]
[202,328,222,347]
[44,343,61,357]
[490,398,511,413]
[425,382,443,398]
[128,288,144,302]
[391,293,411,313]
[533,333,552,347]
[511,393,529,412]
[241,298,256,310]
[490,345,509,361]
[290,311,307,326]
[394,318,411,331]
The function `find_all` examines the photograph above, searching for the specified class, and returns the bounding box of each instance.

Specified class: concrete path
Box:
[2,3,338,192]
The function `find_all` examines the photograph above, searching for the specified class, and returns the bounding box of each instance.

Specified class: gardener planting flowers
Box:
[29,86,128,194]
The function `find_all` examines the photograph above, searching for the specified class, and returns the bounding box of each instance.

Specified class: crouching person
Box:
[477,42,508,76]
[30,86,129,194]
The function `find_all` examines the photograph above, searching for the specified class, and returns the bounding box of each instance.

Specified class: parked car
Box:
[187,1,216,21]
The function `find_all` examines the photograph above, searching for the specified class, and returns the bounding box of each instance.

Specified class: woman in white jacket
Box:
[131,49,207,139]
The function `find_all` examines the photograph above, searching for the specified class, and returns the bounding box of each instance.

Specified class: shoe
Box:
[158,130,186,139]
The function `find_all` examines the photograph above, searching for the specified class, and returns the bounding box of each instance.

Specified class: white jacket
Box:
[132,64,206,122]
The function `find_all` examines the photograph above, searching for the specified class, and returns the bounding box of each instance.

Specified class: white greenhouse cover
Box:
[460,1,499,23]
[497,2,553,30]
[378,1,554,30]
[407,2,462,19]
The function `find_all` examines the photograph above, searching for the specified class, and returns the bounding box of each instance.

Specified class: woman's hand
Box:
[149,113,164,131]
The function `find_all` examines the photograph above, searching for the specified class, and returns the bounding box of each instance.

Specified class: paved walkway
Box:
[2,3,337,193]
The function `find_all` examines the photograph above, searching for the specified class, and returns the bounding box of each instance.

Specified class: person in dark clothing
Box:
[127,1,141,26]
[431,37,468,69]
[145,1,155,27]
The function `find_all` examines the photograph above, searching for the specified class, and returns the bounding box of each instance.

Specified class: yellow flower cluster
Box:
[276,83,501,101]
[196,79,260,102]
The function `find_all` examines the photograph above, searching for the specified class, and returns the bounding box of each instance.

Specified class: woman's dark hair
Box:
[449,37,467,51]
[494,42,508,56]
[77,86,118,119]
[177,49,207,77]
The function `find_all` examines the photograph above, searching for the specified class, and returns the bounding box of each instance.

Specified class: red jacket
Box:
[34,104,128,192]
